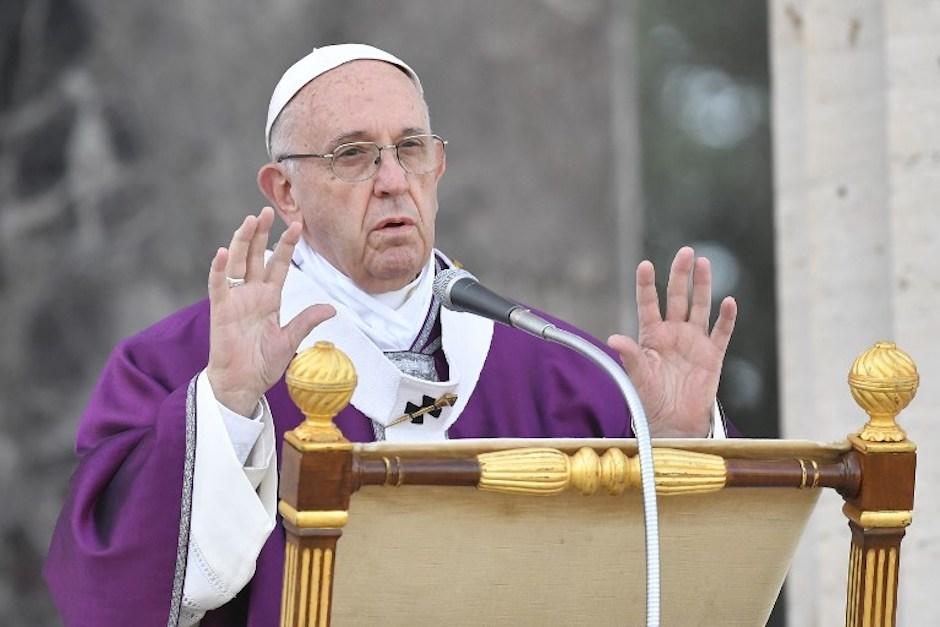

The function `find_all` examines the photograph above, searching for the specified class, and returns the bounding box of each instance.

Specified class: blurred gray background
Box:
[0,0,776,624]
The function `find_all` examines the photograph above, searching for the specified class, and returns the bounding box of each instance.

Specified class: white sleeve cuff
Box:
[244,396,275,491]
[182,370,278,612]
[215,395,265,466]
[709,399,727,440]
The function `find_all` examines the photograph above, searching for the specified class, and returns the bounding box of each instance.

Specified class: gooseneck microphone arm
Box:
[434,269,661,627]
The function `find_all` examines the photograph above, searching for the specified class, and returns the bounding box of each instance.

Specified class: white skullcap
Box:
[265,43,423,156]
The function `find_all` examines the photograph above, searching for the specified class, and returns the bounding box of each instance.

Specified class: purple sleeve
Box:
[538,314,636,437]
[453,313,634,439]
[528,314,743,438]
[455,308,741,440]
[44,312,207,626]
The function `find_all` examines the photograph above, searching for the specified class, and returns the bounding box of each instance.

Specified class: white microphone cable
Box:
[435,269,661,627]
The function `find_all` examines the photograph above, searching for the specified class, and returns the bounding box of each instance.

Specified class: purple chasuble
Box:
[44,293,728,626]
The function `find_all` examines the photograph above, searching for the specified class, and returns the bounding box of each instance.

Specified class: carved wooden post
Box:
[279,342,357,627]
[843,342,918,627]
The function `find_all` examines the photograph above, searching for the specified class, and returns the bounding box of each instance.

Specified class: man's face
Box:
[276,61,444,294]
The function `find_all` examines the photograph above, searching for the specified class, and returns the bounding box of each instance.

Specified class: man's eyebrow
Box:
[400,126,430,138]
[325,131,370,148]
[325,127,431,149]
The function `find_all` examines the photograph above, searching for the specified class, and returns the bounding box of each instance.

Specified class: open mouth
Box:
[376,217,415,231]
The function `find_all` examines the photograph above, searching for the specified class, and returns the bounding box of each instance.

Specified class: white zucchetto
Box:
[265,43,422,156]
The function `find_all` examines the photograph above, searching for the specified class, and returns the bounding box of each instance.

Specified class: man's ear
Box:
[257,163,302,226]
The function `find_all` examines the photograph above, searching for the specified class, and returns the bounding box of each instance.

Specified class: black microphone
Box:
[433,268,554,337]
[433,268,519,323]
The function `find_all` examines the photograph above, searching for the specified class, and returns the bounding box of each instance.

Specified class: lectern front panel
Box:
[331,486,818,626]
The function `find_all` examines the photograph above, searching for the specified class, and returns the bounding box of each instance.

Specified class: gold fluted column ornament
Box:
[842,342,918,627]
[280,342,358,627]
[477,447,727,496]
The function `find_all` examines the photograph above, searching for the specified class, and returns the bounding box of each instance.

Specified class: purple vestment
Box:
[44,295,706,626]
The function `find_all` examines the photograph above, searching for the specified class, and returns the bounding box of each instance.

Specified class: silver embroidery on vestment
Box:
[384,351,439,381]
[167,376,198,627]
[371,421,386,441]
[410,298,440,355]
[424,337,443,357]
[408,257,444,355]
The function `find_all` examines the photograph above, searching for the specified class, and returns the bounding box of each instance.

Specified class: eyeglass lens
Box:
[331,135,445,181]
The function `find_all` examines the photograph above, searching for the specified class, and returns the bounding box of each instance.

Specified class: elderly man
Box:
[45,44,737,626]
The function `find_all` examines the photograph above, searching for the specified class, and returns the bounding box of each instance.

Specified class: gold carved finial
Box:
[285,341,357,445]
[849,342,918,443]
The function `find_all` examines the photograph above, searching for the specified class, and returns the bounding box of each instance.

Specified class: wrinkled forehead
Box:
[285,61,430,148]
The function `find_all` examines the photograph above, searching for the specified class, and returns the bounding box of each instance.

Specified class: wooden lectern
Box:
[277,341,917,626]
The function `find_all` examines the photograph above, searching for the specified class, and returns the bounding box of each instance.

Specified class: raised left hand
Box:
[607,246,737,437]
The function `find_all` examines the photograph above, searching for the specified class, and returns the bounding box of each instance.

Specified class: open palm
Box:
[207,208,334,416]
[608,247,737,437]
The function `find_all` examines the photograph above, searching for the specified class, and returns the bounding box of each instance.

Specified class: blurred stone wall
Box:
[0,1,775,624]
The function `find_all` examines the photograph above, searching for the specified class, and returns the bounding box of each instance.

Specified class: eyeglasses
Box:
[276,134,447,182]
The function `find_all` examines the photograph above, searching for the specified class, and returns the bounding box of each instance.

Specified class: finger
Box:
[710,296,738,354]
[208,247,230,304]
[282,304,337,352]
[265,221,302,287]
[607,334,650,387]
[664,246,694,322]
[635,260,662,332]
[225,215,256,280]
[246,207,275,280]
[687,256,712,330]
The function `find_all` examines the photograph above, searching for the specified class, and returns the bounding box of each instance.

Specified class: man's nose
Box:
[372,147,409,196]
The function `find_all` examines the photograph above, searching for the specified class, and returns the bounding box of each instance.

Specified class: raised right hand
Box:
[207,207,335,416]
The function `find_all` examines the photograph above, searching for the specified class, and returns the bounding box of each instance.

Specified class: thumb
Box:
[282,304,336,351]
[607,334,649,385]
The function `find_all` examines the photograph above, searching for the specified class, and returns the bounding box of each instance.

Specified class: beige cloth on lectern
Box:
[329,439,840,626]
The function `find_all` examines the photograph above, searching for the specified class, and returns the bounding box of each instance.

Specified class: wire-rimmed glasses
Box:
[276,134,447,182]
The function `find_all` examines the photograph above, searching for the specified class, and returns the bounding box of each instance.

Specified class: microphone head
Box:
[433,267,477,311]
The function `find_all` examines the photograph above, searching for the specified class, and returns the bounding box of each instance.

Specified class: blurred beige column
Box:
[770,1,940,625]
